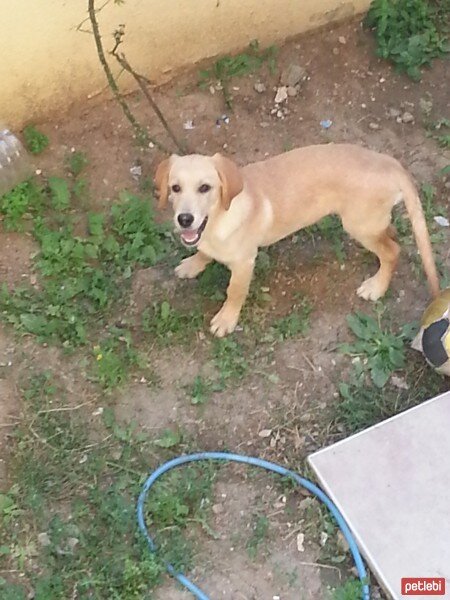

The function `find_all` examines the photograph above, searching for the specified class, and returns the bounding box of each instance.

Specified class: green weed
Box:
[188,375,221,405]
[364,0,449,80]
[199,40,277,107]
[332,578,365,600]
[67,151,89,177]
[246,514,269,559]
[303,215,346,263]
[92,328,143,390]
[213,337,248,385]
[0,180,44,231]
[142,300,203,344]
[340,311,413,387]
[428,117,450,148]
[23,125,49,154]
[0,185,170,348]
[270,299,312,340]
[336,358,445,433]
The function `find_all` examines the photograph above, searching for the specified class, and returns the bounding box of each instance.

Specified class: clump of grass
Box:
[364,0,449,80]
[0,180,44,231]
[23,125,49,154]
[270,299,312,340]
[340,310,413,388]
[142,300,203,344]
[67,150,89,177]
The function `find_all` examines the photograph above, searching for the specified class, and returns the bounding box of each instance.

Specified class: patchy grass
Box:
[270,298,312,341]
[23,125,49,155]
[66,150,89,177]
[142,300,203,344]
[199,39,277,107]
[0,372,216,599]
[0,180,171,352]
[336,358,445,434]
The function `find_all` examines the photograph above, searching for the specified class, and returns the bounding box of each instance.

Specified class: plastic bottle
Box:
[0,127,33,197]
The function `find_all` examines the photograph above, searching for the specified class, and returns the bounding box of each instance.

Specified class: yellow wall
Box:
[1,0,370,128]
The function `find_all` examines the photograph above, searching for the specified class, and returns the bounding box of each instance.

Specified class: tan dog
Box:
[155,144,440,337]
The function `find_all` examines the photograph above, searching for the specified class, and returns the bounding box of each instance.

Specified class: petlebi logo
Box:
[401,578,446,596]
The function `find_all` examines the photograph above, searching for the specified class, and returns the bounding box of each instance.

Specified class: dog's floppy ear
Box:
[154,156,175,209]
[212,153,244,211]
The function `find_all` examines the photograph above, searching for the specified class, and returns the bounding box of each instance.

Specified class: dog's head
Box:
[154,153,243,247]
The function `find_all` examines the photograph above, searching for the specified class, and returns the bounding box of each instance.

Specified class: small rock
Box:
[183,119,195,130]
[286,86,298,97]
[260,122,270,128]
[387,107,401,118]
[212,503,224,515]
[419,97,433,116]
[332,47,339,55]
[276,110,285,119]
[391,375,409,390]
[320,531,328,546]
[369,122,380,130]
[67,537,79,552]
[401,111,414,123]
[280,64,306,88]
[258,428,272,438]
[338,35,346,44]
[129,165,142,180]
[297,532,305,552]
[434,215,449,227]
[254,82,266,93]
[38,532,51,547]
[274,86,288,104]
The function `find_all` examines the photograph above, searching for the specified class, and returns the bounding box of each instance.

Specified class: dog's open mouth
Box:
[180,217,208,246]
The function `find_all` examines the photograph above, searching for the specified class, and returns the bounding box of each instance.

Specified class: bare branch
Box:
[111,25,186,154]
[87,0,170,152]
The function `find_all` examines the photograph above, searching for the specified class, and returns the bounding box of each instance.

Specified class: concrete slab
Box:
[308,391,450,600]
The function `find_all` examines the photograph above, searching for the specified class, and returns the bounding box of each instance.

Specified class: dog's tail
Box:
[400,173,440,298]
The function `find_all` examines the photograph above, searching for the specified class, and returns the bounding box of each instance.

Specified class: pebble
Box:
[212,503,224,515]
[401,111,414,123]
[369,122,380,130]
[254,82,266,93]
[274,86,288,104]
[286,86,298,97]
[387,107,401,118]
[280,64,306,88]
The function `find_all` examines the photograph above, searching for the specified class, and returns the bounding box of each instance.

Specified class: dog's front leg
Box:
[210,258,255,337]
[175,251,213,279]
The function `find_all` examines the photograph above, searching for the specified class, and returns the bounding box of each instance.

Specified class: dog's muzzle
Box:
[179,217,208,247]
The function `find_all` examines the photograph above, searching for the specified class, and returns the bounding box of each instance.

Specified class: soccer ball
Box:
[412,289,450,376]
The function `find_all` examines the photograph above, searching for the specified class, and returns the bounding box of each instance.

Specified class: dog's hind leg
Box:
[344,219,400,301]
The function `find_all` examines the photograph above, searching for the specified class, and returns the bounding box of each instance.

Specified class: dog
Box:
[155,143,440,337]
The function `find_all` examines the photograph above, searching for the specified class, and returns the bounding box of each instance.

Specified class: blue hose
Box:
[137,451,370,600]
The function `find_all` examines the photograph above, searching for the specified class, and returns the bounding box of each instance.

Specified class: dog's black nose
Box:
[177,213,194,228]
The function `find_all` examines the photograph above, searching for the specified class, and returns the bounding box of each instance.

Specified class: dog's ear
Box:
[212,153,244,210]
[154,156,175,209]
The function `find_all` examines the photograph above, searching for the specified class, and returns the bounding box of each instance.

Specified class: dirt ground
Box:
[1,15,449,600]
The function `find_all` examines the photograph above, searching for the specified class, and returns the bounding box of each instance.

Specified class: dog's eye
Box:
[171,184,181,193]
[199,184,211,193]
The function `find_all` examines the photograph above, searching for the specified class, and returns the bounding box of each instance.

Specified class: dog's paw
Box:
[210,305,240,338]
[357,276,386,302]
[175,256,204,279]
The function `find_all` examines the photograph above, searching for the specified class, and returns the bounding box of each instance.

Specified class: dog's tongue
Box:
[181,229,198,242]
